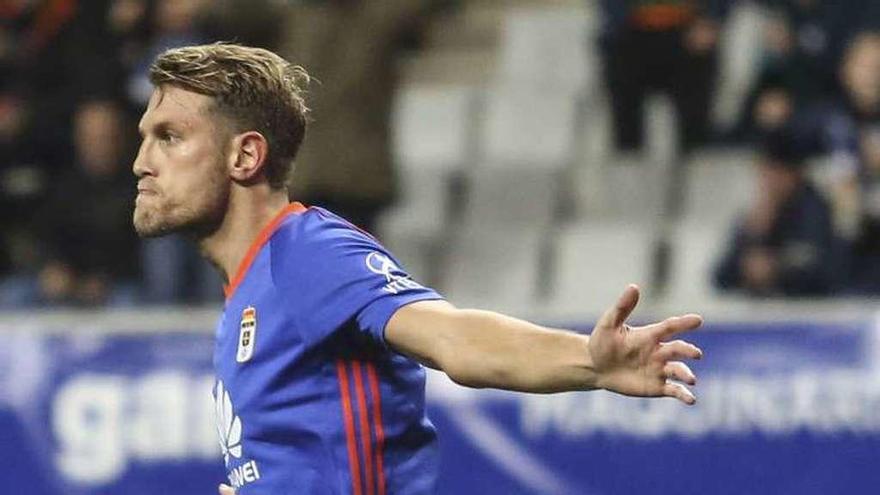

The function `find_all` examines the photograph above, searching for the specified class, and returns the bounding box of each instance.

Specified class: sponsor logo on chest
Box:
[216,380,262,489]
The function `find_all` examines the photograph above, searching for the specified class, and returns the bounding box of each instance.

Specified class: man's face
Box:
[133,86,231,238]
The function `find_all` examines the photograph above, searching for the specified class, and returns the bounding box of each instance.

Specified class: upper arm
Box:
[385,299,460,369]
[285,212,444,346]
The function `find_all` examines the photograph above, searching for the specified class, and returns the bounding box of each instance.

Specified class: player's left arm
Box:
[385,284,703,404]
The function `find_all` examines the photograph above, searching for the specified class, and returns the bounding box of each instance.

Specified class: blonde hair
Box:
[149,42,310,189]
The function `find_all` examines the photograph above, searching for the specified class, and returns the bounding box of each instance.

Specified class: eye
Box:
[159,130,179,144]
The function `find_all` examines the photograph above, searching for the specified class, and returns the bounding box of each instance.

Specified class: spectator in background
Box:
[1,0,80,163]
[124,0,207,108]
[106,0,153,113]
[1,100,139,307]
[598,0,728,154]
[282,0,440,232]
[1,0,79,277]
[731,0,878,142]
[714,129,839,296]
[761,0,869,103]
[850,123,880,293]
[820,33,880,294]
[0,0,124,282]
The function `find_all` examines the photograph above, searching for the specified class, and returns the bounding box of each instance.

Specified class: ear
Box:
[228,131,269,183]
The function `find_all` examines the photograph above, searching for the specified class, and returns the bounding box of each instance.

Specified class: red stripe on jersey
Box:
[224,202,307,300]
[336,360,364,495]
[366,363,387,495]
[352,361,375,495]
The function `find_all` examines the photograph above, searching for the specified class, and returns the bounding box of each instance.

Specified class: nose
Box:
[132,140,152,178]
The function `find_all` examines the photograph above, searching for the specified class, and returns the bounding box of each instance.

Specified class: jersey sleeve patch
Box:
[364,252,425,295]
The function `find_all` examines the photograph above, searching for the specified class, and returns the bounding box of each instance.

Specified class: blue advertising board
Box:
[0,314,878,494]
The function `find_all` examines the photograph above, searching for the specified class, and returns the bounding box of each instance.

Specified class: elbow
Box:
[438,353,500,390]
[447,373,489,389]
[445,368,492,389]
[440,353,530,391]
[438,355,483,389]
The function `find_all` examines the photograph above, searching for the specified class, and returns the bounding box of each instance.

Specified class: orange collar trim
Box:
[223,202,308,300]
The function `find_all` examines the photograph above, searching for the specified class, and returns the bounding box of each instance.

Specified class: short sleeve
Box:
[284,210,443,346]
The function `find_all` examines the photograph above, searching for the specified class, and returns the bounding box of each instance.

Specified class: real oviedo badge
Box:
[237,306,257,363]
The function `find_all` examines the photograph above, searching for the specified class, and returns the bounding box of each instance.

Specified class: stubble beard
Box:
[133,201,197,238]
[133,174,229,240]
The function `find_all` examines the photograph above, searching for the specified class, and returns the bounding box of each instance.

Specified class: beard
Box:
[133,170,229,239]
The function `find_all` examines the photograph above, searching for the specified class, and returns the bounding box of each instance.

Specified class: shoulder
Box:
[273,207,379,251]
[268,207,384,278]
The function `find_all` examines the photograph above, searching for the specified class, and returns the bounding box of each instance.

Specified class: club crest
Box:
[237,306,257,363]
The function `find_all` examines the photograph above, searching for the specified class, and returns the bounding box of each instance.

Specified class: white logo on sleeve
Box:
[215,381,261,489]
[365,252,423,294]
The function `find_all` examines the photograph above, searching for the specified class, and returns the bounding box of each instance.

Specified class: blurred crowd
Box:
[602,0,880,297]
[0,0,444,308]
[0,0,296,307]
[1,0,879,308]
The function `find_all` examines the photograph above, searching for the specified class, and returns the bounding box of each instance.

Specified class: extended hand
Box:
[589,285,703,404]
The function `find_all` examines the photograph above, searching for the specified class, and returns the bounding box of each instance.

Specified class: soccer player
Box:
[132,44,704,495]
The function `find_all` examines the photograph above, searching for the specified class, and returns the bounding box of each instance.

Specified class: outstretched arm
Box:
[385,285,703,404]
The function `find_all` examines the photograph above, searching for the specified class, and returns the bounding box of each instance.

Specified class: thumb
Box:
[597,284,640,329]
[219,484,236,495]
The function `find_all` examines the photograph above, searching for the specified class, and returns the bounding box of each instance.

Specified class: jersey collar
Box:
[223,202,307,300]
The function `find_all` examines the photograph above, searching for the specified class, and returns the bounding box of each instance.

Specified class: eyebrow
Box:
[138,120,176,138]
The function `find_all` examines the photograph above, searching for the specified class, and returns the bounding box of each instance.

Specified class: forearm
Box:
[432,309,597,394]
[388,288,704,405]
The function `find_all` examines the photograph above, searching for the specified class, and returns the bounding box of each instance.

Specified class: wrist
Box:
[579,334,600,391]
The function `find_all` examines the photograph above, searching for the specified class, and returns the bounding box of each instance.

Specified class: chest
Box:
[215,282,301,370]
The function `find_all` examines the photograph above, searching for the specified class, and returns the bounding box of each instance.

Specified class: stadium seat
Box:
[494,5,594,94]
[547,222,654,316]
[392,85,478,171]
[479,86,581,169]
[454,85,580,232]
[380,85,480,283]
[571,95,682,221]
[460,165,560,229]
[589,154,668,221]
[440,227,546,312]
[663,219,730,308]
[681,148,755,224]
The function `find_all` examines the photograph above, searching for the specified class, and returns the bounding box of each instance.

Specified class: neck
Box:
[198,184,291,284]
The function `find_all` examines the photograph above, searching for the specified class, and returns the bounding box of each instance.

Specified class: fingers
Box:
[657,339,703,361]
[652,314,703,340]
[661,355,698,406]
[664,361,696,385]
[598,284,640,329]
[664,381,696,405]
[219,484,236,495]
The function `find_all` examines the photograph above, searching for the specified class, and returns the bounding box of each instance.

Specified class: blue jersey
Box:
[214,203,444,494]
